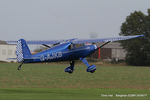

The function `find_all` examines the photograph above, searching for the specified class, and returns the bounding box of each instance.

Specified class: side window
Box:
[68,44,74,50]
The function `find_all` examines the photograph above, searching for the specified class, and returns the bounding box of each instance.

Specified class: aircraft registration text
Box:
[40,52,62,61]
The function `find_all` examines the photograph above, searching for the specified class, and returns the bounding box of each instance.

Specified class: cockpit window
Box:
[68,44,88,50]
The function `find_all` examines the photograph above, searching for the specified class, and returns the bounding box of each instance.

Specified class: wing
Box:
[6,35,144,45]
[72,35,144,44]
[6,38,78,45]
[6,40,64,45]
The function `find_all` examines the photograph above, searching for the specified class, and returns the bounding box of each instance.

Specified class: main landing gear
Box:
[65,58,96,73]
[80,58,96,73]
[65,61,75,73]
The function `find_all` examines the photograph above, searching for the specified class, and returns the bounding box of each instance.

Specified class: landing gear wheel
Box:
[65,67,74,73]
[87,65,96,73]
[90,70,95,73]
[64,61,75,74]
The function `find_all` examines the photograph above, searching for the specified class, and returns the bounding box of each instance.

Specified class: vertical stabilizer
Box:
[16,39,31,62]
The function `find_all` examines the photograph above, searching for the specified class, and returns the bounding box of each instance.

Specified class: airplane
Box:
[7,35,144,73]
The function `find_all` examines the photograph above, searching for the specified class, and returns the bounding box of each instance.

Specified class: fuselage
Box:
[23,42,97,63]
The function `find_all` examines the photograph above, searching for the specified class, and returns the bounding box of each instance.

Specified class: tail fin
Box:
[16,39,31,62]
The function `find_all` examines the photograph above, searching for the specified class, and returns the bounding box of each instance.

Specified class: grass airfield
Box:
[0,63,150,100]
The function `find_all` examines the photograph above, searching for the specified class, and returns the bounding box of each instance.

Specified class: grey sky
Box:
[0,0,150,40]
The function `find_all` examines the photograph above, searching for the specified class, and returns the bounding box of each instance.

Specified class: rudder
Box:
[16,39,31,62]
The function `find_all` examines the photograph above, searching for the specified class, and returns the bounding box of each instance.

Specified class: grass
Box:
[0,88,149,100]
[0,63,150,99]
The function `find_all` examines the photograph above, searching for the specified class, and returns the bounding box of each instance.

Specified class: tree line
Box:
[120,9,150,66]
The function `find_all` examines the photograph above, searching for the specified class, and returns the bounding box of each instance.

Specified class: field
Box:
[0,63,150,100]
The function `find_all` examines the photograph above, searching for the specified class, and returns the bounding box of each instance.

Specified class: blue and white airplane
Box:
[7,35,143,73]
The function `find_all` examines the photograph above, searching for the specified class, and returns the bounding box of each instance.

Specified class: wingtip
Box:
[138,34,145,38]
[139,34,144,37]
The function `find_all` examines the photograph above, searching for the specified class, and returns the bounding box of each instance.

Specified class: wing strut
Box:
[42,42,61,48]
[42,44,51,48]
[98,41,111,49]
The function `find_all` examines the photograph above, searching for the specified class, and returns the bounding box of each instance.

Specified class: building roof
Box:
[0,40,7,44]
[98,42,123,49]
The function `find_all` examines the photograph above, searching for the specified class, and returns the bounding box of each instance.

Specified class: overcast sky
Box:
[0,0,150,40]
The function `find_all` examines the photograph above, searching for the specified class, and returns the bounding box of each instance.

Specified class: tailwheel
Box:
[17,62,23,70]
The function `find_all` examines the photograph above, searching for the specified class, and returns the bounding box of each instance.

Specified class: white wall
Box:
[0,45,17,62]
[112,48,127,60]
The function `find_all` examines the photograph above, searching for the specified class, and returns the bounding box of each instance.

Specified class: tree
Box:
[120,9,150,66]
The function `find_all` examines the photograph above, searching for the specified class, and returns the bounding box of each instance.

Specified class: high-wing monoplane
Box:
[7,35,144,73]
